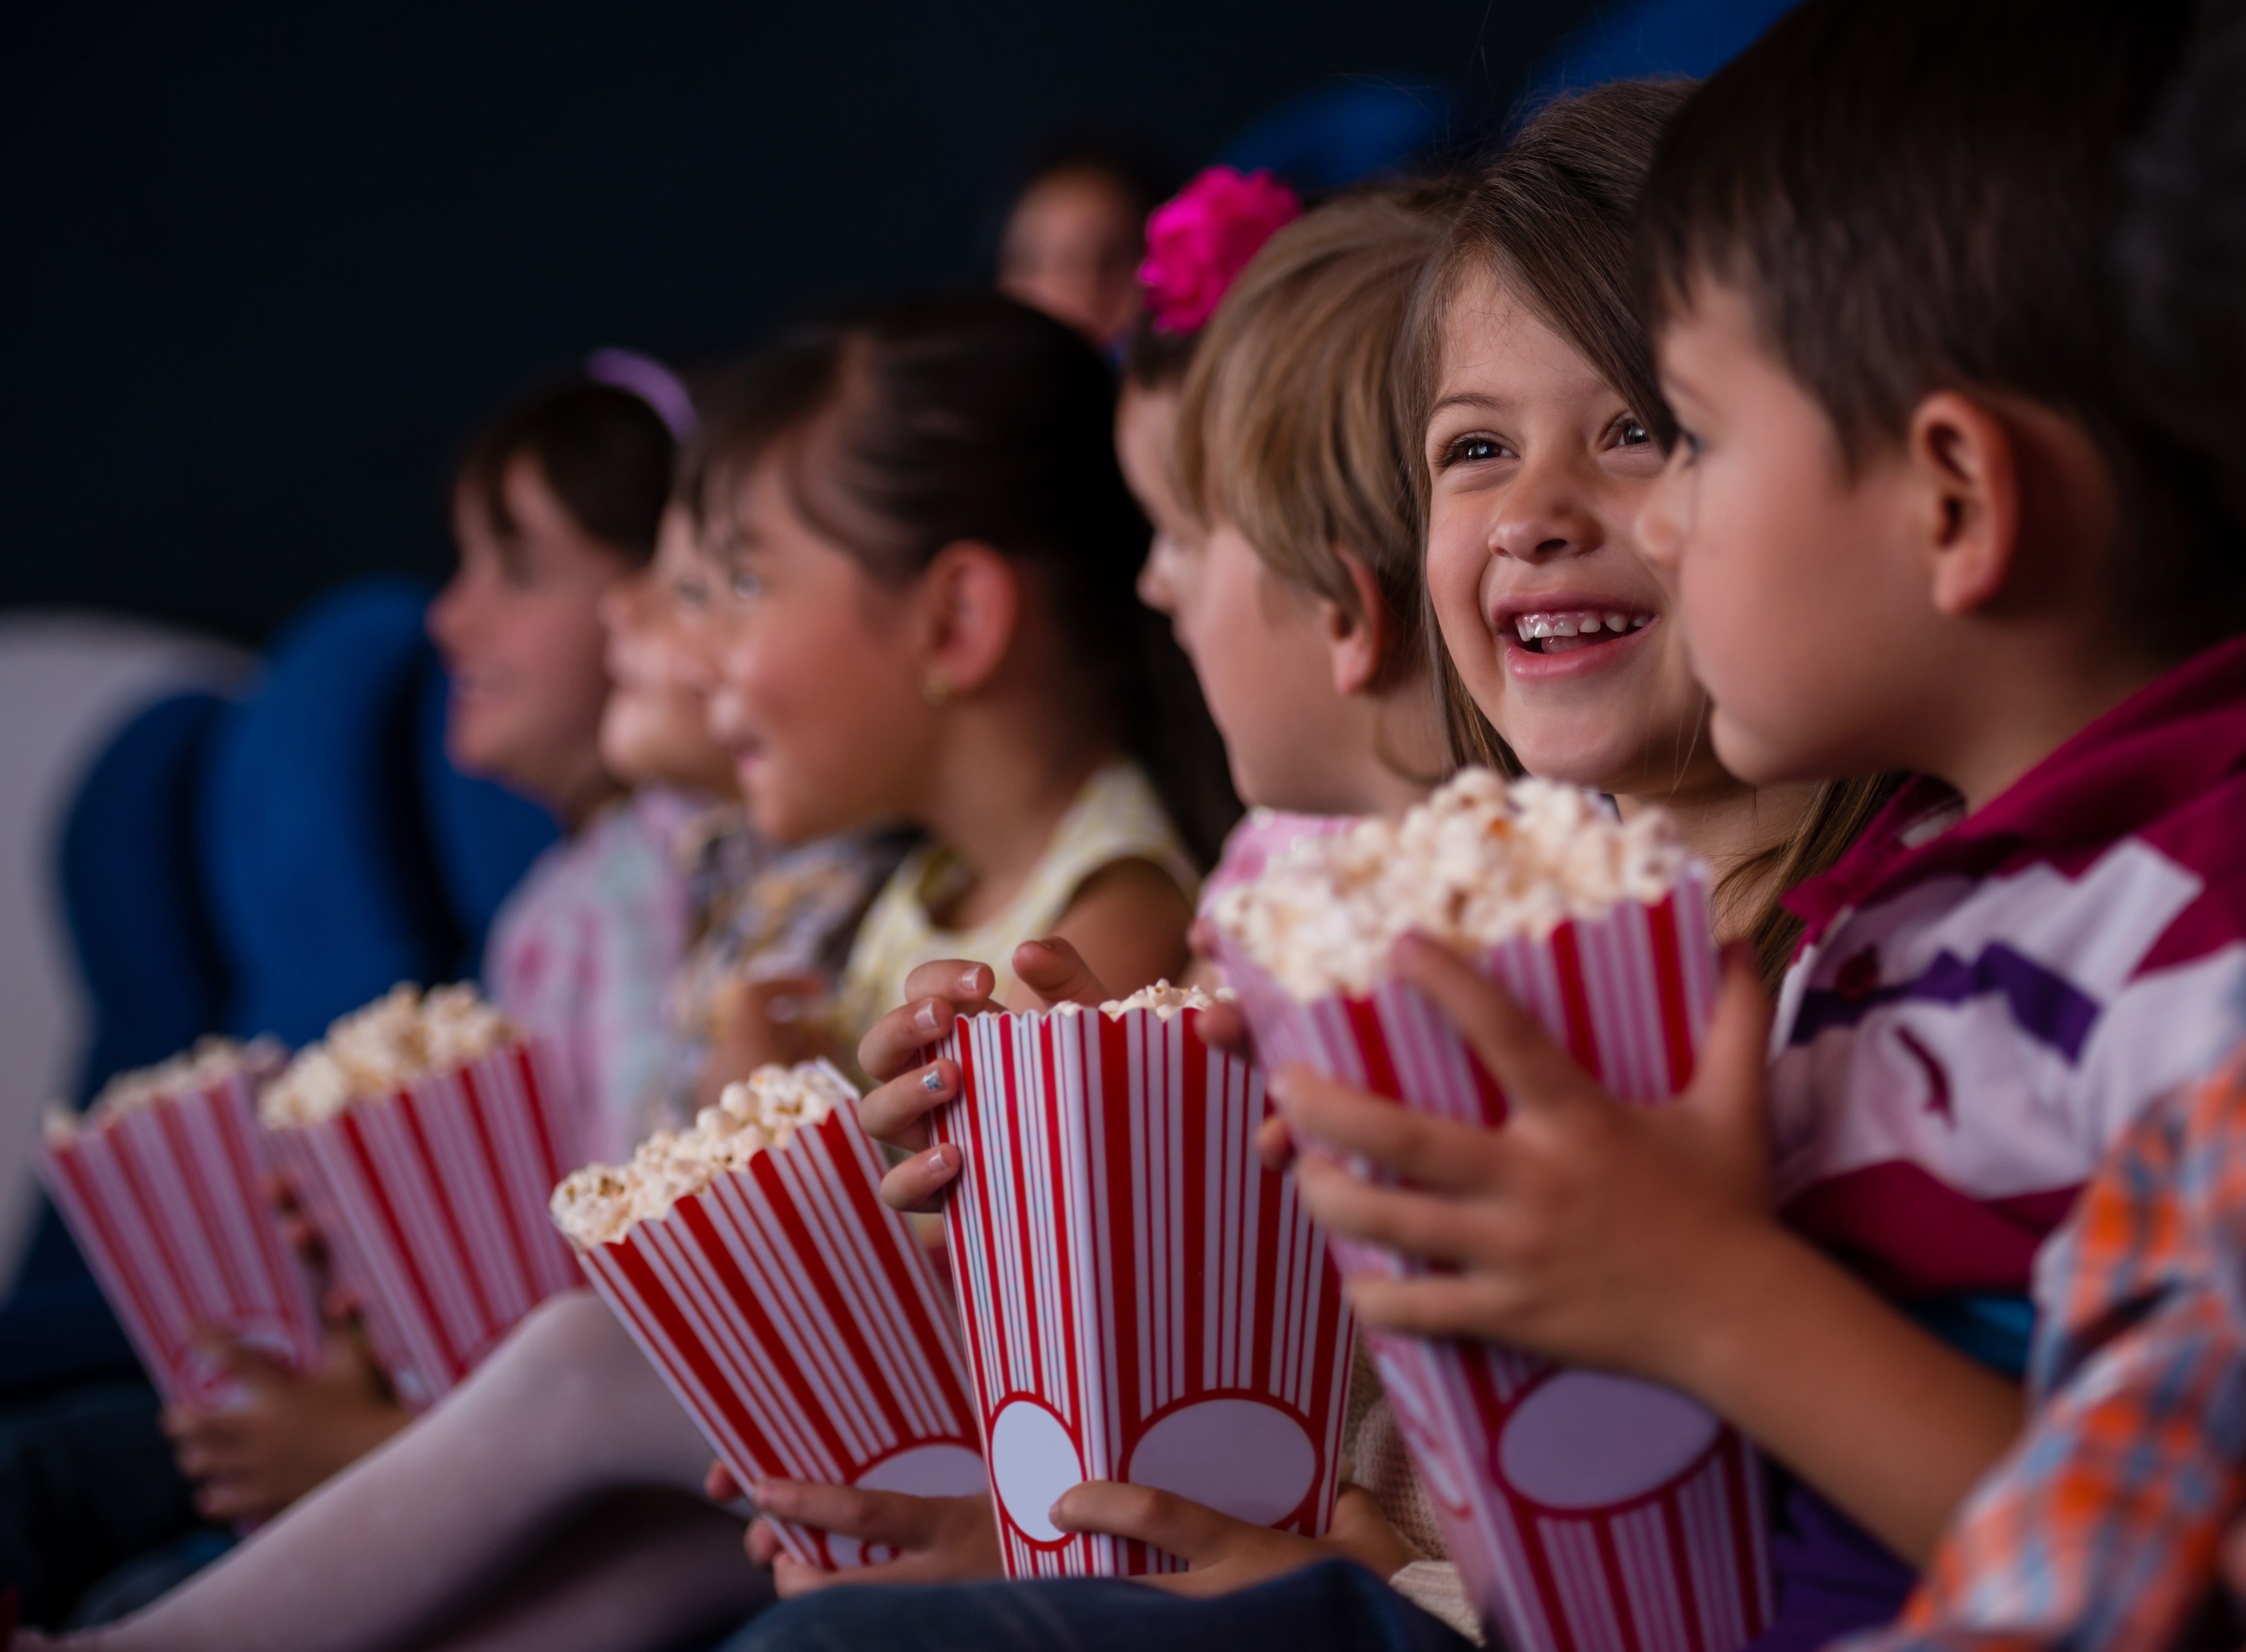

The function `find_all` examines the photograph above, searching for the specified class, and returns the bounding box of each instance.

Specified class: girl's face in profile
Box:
[1422,272,1721,798]
[703,452,934,845]
[597,504,738,797]
[431,453,632,814]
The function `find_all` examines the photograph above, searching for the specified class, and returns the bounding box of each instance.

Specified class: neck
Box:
[550,757,626,835]
[1615,769,1821,944]
[1939,642,2167,814]
[915,690,1112,932]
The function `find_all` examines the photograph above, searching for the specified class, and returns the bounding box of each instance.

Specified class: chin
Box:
[1707,710,1807,788]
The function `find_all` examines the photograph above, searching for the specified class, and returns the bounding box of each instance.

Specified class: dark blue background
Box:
[2,0,1616,642]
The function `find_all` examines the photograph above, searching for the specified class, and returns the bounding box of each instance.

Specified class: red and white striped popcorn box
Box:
[263,1036,583,1407]
[36,1066,321,1407]
[566,1065,985,1570]
[934,1003,1357,1578]
[1214,874,1775,1652]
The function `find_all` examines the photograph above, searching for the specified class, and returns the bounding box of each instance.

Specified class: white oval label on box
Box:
[1126,1398,1317,1527]
[1497,1370,1720,1510]
[989,1398,1084,1542]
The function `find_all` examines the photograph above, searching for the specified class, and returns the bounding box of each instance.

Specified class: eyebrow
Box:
[1426,392,1510,419]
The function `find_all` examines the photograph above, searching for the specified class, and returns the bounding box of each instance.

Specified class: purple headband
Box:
[586,347,697,442]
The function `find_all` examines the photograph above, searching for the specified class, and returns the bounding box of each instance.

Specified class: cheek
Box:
[1425,511,1497,675]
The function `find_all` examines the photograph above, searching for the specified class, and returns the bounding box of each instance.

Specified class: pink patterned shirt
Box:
[484,790,696,1165]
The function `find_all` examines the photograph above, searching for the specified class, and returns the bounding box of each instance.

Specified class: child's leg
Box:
[718,1559,1477,1652]
[59,1291,739,1652]
[425,1488,770,1652]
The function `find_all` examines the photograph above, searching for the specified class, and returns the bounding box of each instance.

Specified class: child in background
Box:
[1833,11,2246,1648]
[34,467,809,1652]
[721,184,1468,1647]
[142,366,695,1539]
[695,292,1208,1046]
[431,368,696,1163]
[1271,6,2246,1651]
[997,139,1171,352]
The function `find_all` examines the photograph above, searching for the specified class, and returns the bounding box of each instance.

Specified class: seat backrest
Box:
[1215,81,1458,193]
[1530,0,1801,91]
[197,577,457,1045]
[59,689,235,1101]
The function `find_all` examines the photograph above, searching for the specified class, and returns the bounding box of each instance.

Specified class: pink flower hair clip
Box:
[1137,166,1303,336]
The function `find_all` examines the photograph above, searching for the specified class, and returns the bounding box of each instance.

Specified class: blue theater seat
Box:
[195,577,459,1046]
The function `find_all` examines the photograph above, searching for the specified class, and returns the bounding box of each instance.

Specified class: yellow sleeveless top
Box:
[833,761,1197,1053]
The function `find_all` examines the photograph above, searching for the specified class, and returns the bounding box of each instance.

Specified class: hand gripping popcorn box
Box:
[37,1038,321,1405]
[259,984,583,1406]
[933,983,1358,1577]
[1209,771,1772,1652]
[553,1061,984,1568]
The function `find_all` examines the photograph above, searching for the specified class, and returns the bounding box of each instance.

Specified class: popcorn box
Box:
[566,1067,985,1570]
[263,1037,582,1407]
[36,1067,321,1406]
[934,1003,1357,1577]
[1215,875,1774,1652]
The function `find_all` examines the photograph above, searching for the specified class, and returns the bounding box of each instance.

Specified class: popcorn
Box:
[46,1036,284,1144]
[259,984,515,1128]
[550,1062,850,1248]
[1209,770,1688,999]
[1082,980,1232,1019]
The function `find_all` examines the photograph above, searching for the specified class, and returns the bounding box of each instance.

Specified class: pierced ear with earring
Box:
[921,670,951,707]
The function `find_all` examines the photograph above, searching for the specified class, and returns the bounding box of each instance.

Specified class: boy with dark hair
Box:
[1827,13,2246,1648]
[1267,1,2246,1648]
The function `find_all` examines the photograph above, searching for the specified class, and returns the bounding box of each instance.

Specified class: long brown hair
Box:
[1408,83,1900,985]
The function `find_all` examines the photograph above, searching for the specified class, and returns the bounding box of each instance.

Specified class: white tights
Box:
[53,1292,771,1652]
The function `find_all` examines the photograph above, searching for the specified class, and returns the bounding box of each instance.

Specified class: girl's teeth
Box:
[1513,610,1651,643]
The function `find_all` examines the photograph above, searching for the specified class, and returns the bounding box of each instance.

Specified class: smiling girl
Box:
[1409,86,1894,985]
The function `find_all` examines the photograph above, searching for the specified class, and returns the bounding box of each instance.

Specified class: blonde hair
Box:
[1173,185,1456,686]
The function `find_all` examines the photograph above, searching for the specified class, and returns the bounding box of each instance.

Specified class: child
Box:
[432,369,696,1163]
[34,471,827,1652]
[1268,6,2246,1651]
[1823,9,2246,1648]
[997,140,1171,350]
[723,185,1466,1644]
[693,292,1208,1041]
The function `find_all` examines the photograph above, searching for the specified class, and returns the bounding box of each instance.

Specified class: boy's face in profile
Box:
[1639,280,1945,790]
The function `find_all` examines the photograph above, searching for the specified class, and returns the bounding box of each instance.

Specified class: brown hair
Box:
[1172,186,1454,691]
[1639,0,2238,654]
[1412,82,1897,986]
[456,376,677,566]
[687,292,1240,866]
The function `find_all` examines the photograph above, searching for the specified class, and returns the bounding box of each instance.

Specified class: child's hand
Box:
[1271,935,1780,1387]
[856,938,1111,1212]
[160,1323,411,1521]
[1049,1483,1412,1597]
[737,1481,1003,1596]
[699,974,834,1106]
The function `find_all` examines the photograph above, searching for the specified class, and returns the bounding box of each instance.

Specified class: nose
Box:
[1487,452,1602,565]
[1137,534,1180,615]
[1637,448,1691,578]
[426,568,478,660]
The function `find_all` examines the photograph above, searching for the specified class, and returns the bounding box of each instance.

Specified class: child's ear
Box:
[917,540,1021,697]
[1323,549,1392,698]
[1907,391,2020,618]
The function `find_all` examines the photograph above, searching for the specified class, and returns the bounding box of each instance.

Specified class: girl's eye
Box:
[1676,427,1704,460]
[672,575,708,610]
[1442,434,1511,466]
[1618,419,1651,448]
[728,567,762,602]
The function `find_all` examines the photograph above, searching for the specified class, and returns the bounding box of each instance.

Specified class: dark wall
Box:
[1,0,1590,644]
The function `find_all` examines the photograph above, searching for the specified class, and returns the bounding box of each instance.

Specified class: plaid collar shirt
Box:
[1844,1047,2246,1652]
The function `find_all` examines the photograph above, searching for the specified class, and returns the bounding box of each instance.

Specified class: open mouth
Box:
[1509,609,1654,656]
